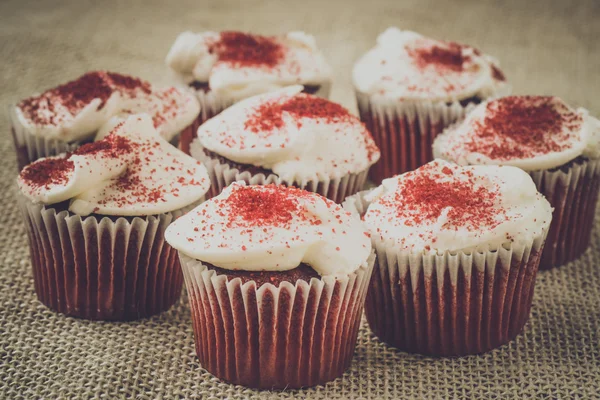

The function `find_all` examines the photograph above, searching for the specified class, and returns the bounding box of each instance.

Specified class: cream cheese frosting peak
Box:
[433,96,600,171]
[15,71,200,142]
[353,27,509,103]
[18,115,210,216]
[165,182,372,276]
[363,160,552,254]
[193,86,380,182]
[166,31,332,100]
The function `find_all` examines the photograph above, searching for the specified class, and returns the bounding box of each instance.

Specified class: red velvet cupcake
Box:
[10,71,199,170]
[165,183,374,389]
[434,96,600,269]
[16,115,210,320]
[189,85,380,203]
[353,28,510,183]
[344,160,552,356]
[166,31,332,153]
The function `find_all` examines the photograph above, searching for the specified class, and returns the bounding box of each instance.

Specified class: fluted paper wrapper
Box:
[179,252,375,389]
[356,93,477,184]
[18,197,197,321]
[9,105,83,171]
[179,83,332,155]
[194,149,369,204]
[344,192,547,356]
[530,158,600,269]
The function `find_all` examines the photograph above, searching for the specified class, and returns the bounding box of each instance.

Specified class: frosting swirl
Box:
[353,28,509,103]
[433,96,600,171]
[18,114,210,216]
[363,160,552,254]
[166,31,332,100]
[15,71,199,142]
[165,182,372,276]
[192,86,380,182]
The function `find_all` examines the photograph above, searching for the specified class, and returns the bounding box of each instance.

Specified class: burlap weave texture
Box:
[1,0,599,398]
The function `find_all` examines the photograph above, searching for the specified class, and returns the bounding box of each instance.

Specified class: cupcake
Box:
[353,28,510,183]
[165,31,332,154]
[165,182,374,388]
[190,85,380,203]
[344,160,552,356]
[16,114,210,320]
[10,71,200,170]
[434,96,600,269]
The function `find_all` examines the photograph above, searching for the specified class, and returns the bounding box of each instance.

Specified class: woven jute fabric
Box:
[1,0,599,398]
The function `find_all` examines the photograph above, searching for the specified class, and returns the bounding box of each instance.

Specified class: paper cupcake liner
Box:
[179,83,332,155]
[355,93,479,184]
[529,158,600,269]
[18,196,199,321]
[193,148,370,204]
[179,251,375,389]
[9,105,84,171]
[344,192,548,356]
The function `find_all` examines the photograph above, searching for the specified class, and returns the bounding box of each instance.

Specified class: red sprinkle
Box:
[409,41,469,72]
[18,71,152,125]
[73,134,137,157]
[20,158,75,188]
[210,32,284,68]
[225,185,302,228]
[462,96,581,160]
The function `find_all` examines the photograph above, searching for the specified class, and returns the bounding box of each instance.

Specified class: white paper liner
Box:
[18,194,200,321]
[191,146,370,203]
[178,250,374,389]
[529,157,600,269]
[355,92,482,183]
[344,191,549,356]
[9,105,84,170]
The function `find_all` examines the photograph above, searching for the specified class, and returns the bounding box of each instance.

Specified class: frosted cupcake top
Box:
[433,96,600,171]
[14,71,200,142]
[166,31,332,100]
[18,115,210,216]
[165,182,372,276]
[192,86,380,182]
[362,160,552,254]
[353,28,509,103]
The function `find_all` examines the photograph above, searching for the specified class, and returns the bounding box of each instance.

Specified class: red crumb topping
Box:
[244,94,352,133]
[462,96,582,160]
[224,185,302,227]
[389,163,504,230]
[20,158,75,189]
[210,32,285,68]
[409,41,469,72]
[73,133,137,157]
[18,71,152,125]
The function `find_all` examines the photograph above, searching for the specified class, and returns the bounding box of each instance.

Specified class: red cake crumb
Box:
[409,41,469,72]
[244,94,352,133]
[463,96,581,160]
[18,71,152,126]
[73,133,137,157]
[210,32,284,68]
[20,158,75,188]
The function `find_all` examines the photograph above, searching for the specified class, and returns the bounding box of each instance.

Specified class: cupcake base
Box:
[530,157,600,269]
[18,197,196,321]
[179,252,374,389]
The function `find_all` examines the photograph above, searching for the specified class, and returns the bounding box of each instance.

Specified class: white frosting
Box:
[18,115,210,216]
[15,72,199,142]
[193,86,380,182]
[165,182,372,276]
[363,160,552,254]
[433,96,600,171]
[353,27,509,103]
[166,31,332,101]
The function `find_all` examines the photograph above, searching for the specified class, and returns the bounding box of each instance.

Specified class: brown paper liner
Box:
[344,192,548,356]
[192,148,370,204]
[18,196,198,321]
[179,83,332,155]
[355,93,480,184]
[529,158,600,269]
[179,252,375,389]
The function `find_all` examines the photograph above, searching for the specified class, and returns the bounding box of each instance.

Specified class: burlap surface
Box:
[1,0,599,398]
